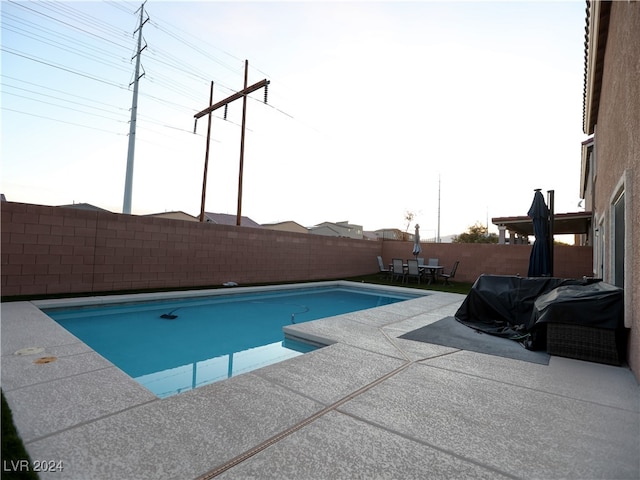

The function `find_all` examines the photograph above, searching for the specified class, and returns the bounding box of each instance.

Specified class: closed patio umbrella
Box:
[527,190,551,277]
[412,224,422,258]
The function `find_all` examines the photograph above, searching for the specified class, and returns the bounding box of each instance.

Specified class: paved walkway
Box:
[1,283,638,479]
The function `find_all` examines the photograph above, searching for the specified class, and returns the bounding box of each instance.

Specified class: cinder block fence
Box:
[1,202,593,298]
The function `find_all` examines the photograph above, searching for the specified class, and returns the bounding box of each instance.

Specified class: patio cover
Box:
[492,211,592,236]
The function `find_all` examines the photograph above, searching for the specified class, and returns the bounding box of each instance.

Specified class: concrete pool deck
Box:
[1,283,638,479]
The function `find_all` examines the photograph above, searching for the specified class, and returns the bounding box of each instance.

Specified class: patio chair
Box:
[439,261,459,285]
[428,258,439,266]
[391,258,406,283]
[377,256,391,279]
[417,257,425,265]
[406,259,421,284]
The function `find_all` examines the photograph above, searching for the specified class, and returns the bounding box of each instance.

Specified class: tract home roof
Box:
[57,203,112,213]
[261,221,309,233]
[583,0,612,134]
[204,212,261,227]
[143,211,199,222]
[492,211,592,236]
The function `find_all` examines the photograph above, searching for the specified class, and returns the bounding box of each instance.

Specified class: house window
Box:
[613,191,625,288]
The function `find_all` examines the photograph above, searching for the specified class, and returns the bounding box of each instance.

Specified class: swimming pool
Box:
[43,283,422,398]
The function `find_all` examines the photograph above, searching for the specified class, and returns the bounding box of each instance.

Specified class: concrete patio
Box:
[1,284,638,479]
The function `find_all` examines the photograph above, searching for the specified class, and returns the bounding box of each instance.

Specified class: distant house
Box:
[371,228,406,241]
[262,221,308,234]
[309,224,342,237]
[203,212,262,228]
[57,202,112,213]
[143,211,199,222]
[362,231,379,241]
[581,1,639,378]
[309,221,363,239]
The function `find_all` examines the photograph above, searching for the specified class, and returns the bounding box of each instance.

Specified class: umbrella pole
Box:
[547,189,554,276]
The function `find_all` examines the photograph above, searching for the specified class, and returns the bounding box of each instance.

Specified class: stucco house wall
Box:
[583,0,639,380]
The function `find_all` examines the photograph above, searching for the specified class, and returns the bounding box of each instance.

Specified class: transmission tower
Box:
[123,2,148,214]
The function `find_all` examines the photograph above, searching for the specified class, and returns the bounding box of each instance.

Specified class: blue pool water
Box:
[45,286,419,398]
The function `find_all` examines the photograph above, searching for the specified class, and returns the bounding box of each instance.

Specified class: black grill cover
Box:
[454,275,585,338]
[528,282,624,331]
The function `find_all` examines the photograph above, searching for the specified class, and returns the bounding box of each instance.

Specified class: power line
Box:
[1,47,128,90]
[6,0,132,50]
[3,91,128,123]
[2,24,131,75]
[142,46,236,95]
[2,107,124,135]
[136,113,206,136]
[5,4,263,125]
[5,0,304,127]
[39,0,131,39]
[3,0,317,182]
[147,18,241,75]
[1,74,129,111]
[104,0,137,16]
[2,12,131,65]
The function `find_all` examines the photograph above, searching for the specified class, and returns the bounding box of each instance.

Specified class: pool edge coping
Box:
[31,280,430,310]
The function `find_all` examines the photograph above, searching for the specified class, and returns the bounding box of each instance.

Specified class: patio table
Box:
[420,265,443,284]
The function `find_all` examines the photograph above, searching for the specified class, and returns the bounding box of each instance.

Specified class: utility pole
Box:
[193,60,269,225]
[236,61,249,228]
[199,81,214,222]
[122,1,148,214]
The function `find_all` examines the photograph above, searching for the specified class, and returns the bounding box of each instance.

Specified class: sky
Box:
[1,0,589,240]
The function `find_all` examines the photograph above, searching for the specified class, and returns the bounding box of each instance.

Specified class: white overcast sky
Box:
[1,0,588,238]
